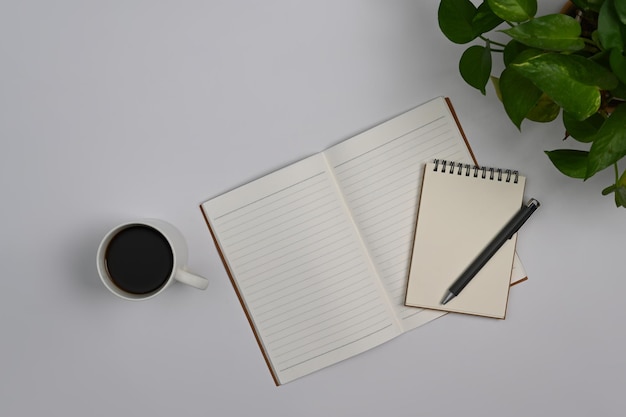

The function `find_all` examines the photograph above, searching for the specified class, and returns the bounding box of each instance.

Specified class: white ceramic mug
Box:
[97,219,208,300]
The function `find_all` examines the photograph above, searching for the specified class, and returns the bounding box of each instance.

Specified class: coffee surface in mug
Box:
[104,225,174,294]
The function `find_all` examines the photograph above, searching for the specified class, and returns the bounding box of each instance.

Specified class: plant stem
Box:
[614,163,619,184]
[582,37,599,48]
[480,36,507,48]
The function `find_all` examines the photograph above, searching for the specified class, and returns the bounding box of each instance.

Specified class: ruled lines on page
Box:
[325,100,474,329]
[203,155,400,384]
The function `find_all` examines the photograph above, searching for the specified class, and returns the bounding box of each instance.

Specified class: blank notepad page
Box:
[405,161,526,319]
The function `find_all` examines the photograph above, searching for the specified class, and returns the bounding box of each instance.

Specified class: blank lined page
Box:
[201,154,401,384]
[324,97,473,330]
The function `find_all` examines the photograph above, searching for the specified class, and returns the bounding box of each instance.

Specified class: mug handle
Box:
[174,268,209,290]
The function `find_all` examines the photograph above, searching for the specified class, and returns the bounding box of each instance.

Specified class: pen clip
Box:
[507,199,540,238]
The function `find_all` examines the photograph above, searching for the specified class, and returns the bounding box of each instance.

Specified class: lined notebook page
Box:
[324,97,480,330]
[201,154,401,385]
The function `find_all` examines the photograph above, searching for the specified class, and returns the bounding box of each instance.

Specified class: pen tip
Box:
[441,292,455,305]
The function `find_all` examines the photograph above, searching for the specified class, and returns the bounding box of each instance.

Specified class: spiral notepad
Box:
[405,160,526,318]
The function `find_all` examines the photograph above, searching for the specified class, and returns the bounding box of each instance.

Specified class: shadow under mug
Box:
[97,219,208,300]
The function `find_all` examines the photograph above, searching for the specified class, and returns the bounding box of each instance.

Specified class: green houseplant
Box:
[438,0,626,206]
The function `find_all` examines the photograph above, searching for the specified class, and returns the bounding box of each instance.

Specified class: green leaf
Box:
[499,67,543,128]
[602,184,617,195]
[615,169,626,207]
[614,0,626,25]
[491,76,502,100]
[563,111,606,142]
[459,44,492,94]
[556,53,619,90]
[590,0,608,13]
[588,48,612,68]
[610,48,626,84]
[472,2,504,35]
[510,53,618,120]
[525,94,561,123]
[487,0,537,22]
[570,0,605,13]
[598,0,626,51]
[503,40,529,66]
[586,104,626,178]
[592,29,603,47]
[545,149,590,178]
[612,81,626,99]
[438,0,478,44]
[502,14,585,52]
[615,186,626,207]
[603,169,626,207]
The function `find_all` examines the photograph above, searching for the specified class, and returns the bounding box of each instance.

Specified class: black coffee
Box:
[104,225,174,294]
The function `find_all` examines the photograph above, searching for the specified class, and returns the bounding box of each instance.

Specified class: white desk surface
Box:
[2,1,624,416]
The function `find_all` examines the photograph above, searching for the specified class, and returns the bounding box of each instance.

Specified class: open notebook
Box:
[200,97,527,385]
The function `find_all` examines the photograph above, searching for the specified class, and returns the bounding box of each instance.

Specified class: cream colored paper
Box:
[202,154,402,385]
[405,161,526,319]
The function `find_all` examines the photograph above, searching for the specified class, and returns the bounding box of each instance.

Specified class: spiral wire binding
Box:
[433,159,518,183]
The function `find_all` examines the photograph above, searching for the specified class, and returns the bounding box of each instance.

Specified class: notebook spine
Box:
[433,159,519,184]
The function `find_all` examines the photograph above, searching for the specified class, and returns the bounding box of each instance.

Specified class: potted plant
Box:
[437,0,626,207]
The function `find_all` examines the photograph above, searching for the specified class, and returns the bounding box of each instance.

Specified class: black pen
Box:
[441,198,540,305]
